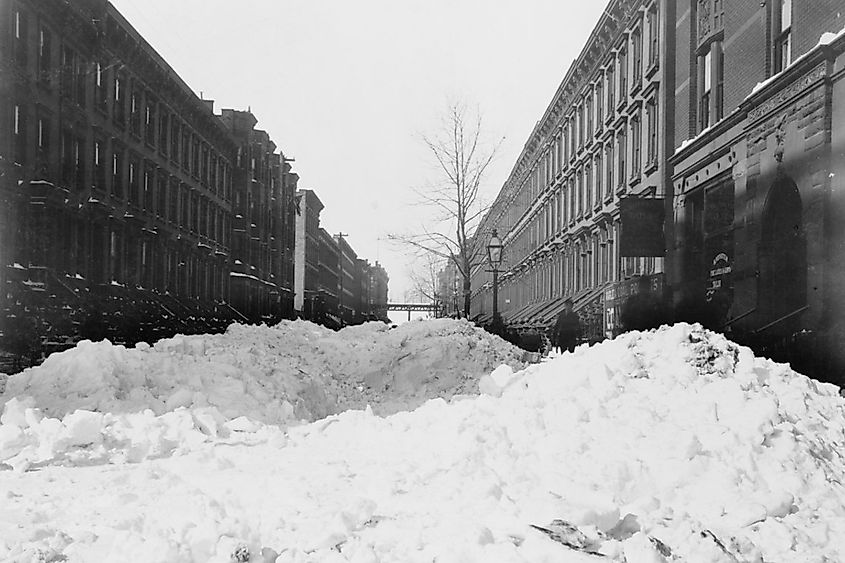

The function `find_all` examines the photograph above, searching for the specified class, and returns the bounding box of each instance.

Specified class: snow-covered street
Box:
[1,320,844,562]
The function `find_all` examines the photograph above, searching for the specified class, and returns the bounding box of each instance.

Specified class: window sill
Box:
[645,61,659,80]
[644,161,658,176]
[628,173,642,187]
[630,79,642,97]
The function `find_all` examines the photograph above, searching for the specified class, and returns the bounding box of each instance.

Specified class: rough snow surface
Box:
[1,322,844,562]
[0,318,526,425]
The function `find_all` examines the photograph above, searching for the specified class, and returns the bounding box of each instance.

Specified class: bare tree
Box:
[389,102,501,317]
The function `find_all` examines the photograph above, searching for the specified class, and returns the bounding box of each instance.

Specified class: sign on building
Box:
[620,197,665,257]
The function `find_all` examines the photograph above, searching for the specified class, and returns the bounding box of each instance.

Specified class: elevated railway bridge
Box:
[387,302,440,321]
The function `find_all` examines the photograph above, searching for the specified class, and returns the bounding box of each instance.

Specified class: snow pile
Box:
[1,323,845,562]
[0,318,526,424]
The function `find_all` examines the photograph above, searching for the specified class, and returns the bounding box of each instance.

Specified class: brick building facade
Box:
[1,0,241,351]
[670,1,845,381]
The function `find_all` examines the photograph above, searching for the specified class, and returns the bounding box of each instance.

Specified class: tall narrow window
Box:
[715,47,724,121]
[585,163,593,216]
[94,140,106,191]
[144,97,157,146]
[14,10,28,67]
[130,87,141,135]
[114,72,125,126]
[632,27,642,87]
[585,94,593,142]
[594,153,603,208]
[38,27,51,84]
[648,5,660,68]
[617,130,627,189]
[37,115,49,154]
[646,97,658,166]
[605,142,614,199]
[596,82,603,130]
[700,50,712,131]
[577,105,584,149]
[13,104,27,165]
[631,112,642,178]
[618,45,628,104]
[129,160,139,204]
[774,0,792,72]
[112,150,124,198]
[607,65,615,116]
[95,62,107,111]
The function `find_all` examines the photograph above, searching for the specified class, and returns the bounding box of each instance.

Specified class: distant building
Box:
[293,189,323,319]
[437,261,461,317]
[669,1,845,379]
[218,109,296,323]
[335,234,358,325]
[369,262,389,321]
[317,227,340,327]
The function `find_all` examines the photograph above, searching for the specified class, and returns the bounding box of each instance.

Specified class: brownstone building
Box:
[219,109,296,324]
[670,1,845,379]
[1,0,239,351]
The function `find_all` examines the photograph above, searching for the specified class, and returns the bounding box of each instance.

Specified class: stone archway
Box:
[758,176,806,328]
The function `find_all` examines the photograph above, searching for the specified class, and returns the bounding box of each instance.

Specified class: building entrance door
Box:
[758,176,806,330]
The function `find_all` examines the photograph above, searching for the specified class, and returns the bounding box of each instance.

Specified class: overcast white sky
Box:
[108,0,608,301]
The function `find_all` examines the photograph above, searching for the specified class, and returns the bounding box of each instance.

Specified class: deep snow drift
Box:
[1,321,845,562]
[0,318,527,424]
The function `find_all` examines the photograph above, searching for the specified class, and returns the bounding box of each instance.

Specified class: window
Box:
[37,114,49,154]
[647,5,660,68]
[182,132,190,170]
[157,173,167,220]
[62,130,84,190]
[697,42,724,132]
[596,82,603,131]
[700,50,712,130]
[618,45,627,105]
[577,167,584,218]
[594,153,603,208]
[774,0,791,72]
[631,111,642,178]
[585,162,593,216]
[607,65,615,116]
[617,129,627,188]
[159,111,169,154]
[129,160,139,204]
[14,10,28,67]
[144,97,156,146]
[114,72,126,126]
[129,86,141,136]
[577,105,584,149]
[38,26,51,85]
[94,139,106,191]
[632,27,642,87]
[13,104,27,165]
[112,149,124,198]
[646,97,658,166]
[585,94,593,141]
[605,142,614,199]
[95,62,107,112]
[143,165,153,211]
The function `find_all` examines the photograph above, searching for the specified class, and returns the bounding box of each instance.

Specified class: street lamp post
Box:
[486,229,503,325]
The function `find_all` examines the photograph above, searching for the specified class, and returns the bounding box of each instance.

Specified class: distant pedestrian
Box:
[553,299,581,353]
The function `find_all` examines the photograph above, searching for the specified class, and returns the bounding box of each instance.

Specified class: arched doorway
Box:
[758,176,806,329]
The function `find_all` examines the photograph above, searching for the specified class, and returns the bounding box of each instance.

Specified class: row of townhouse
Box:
[471,0,845,381]
[0,0,388,361]
[294,190,389,328]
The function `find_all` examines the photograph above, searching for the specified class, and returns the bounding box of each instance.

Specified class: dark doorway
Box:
[758,176,806,330]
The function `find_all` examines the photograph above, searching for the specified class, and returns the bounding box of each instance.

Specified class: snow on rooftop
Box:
[1,322,844,561]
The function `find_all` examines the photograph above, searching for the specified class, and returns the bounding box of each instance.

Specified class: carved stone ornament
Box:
[698,0,712,42]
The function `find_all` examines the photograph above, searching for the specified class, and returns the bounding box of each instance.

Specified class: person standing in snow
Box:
[553,299,581,353]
